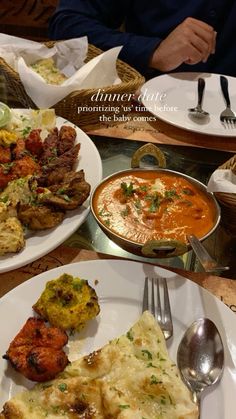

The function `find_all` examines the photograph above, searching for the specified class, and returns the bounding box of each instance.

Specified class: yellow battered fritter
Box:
[33,274,100,332]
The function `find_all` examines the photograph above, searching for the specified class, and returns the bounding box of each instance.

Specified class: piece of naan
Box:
[1,311,198,418]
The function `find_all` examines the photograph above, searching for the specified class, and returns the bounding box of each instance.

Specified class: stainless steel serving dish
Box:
[91,143,221,258]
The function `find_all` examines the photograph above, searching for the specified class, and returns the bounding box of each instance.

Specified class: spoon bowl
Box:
[177,318,224,417]
[188,78,209,120]
[188,107,209,119]
[188,234,230,273]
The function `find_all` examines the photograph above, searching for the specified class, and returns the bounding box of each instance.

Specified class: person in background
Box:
[49,0,236,78]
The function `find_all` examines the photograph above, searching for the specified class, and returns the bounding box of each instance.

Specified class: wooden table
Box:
[0,105,235,314]
[0,246,235,316]
[86,110,236,153]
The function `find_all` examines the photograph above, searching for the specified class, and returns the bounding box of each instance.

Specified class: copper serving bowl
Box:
[91,144,221,258]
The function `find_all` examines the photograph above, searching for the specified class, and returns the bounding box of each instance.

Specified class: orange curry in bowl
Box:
[92,170,217,245]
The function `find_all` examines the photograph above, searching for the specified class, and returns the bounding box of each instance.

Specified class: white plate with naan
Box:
[0,259,235,418]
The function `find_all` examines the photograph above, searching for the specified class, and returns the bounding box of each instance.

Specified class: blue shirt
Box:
[49,0,236,77]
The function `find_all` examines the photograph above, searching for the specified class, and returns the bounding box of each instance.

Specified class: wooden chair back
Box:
[0,0,58,41]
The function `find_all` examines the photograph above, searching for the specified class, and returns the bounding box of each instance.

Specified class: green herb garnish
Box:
[182,188,194,196]
[21,126,31,137]
[120,206,130,217]
[0,195,9,203]
[58,383,67,392]
[142,349,152,360]
[149,194,160,212]
[121,182,135,196]
[134,198,142,211]
[150,374,161,385]
[126,330,134,341]
[61,194,71,202]
[164,189,179,199]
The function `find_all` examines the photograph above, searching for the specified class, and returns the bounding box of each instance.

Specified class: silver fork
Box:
[142,276,173,340]
[220,75,236,128]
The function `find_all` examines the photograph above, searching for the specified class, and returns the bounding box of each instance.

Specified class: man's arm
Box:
[49,0,161,75]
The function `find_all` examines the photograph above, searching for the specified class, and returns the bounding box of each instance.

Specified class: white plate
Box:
[141,72,236,136]
[0,259,235,418]
[0,117,102,273]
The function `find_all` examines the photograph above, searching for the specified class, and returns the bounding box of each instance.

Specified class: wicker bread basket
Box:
[214,154,236,235]
[0,42,144,128]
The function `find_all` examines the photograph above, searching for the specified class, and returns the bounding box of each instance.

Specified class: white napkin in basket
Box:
[0,34,122,108]
[207,169,236,193]
[0,33,87,74]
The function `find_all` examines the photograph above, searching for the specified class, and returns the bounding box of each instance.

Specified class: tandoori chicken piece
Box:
[11,156,40,179]
[25,129,43,157]
[40,127,59,165]
[36,167,68,187]
[57,125,76,155]
[40,170,91,210]
[42,144,80,175]
[13,138,26,160]
[0,146,11,164]
[0,167,14,191]
[3,317,69,382]
[17,204,65,230]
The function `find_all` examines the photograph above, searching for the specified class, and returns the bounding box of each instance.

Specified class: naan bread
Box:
[1,311,198,418]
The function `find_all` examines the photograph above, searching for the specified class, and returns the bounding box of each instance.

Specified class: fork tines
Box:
[221,118,236,129]
[143,276,173,340]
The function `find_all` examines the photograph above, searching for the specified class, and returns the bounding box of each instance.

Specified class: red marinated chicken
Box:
[25,129,43,157]
[11,156,41,178]
[0,146,11,164]
[3,317,69,382]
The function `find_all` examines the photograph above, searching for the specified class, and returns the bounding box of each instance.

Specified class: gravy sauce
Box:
[93,171,217,245]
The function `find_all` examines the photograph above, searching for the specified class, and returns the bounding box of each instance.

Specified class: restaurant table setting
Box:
[88,72,236,153]
[141,72,236,137]
[1,53,236,417]
[0,251,236,418]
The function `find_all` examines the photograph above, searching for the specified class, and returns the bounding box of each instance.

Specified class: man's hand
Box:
[150,17,216,71]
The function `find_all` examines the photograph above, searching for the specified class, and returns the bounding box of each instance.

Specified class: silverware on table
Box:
[142,276,173,339]
[188,78,209,119]
[188,234,229,274]
[220,75,236,128]
[177,318,224,419]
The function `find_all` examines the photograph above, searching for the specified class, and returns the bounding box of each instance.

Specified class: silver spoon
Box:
[177,318,224,418]
[188,78,209,119]
[188,234,230,274]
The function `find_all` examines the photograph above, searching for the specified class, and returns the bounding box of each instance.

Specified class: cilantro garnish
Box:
[58,383,67,392]
[121,182,135,196]
[142,349,152,360]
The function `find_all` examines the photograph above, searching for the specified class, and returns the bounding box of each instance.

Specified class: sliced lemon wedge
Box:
[30,109,56,130]
[0,102,11,128]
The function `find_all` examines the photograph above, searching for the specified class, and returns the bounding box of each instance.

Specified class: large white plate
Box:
[0,259,235,418]
[0,117,102,273]
[141,72,236,137]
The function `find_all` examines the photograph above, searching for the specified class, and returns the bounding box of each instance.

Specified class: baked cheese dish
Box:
[0,311,198,418]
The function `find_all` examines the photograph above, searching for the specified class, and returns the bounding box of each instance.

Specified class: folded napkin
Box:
[0,33,122,108]
[207,169,236,193]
